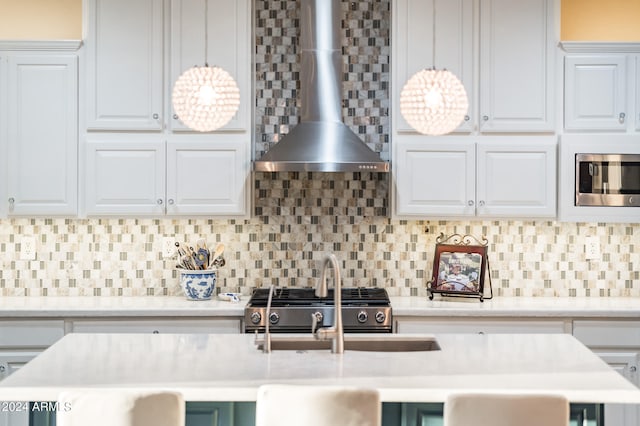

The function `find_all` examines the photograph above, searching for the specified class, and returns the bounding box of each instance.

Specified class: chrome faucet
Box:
[256,284,275,353]
[313,254,344,354]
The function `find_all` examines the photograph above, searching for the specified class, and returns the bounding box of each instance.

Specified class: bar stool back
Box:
[57,390,185,426]
[444,393,569,426]
[256,384,381,426]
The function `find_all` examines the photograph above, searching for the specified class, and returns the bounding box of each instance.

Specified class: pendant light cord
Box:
[431,0,436,70]
[204,0,209,66]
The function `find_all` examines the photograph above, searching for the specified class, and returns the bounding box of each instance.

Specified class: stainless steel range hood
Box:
[253,0,389,173]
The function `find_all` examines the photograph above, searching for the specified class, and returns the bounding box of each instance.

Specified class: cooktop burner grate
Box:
[247,287,390,307]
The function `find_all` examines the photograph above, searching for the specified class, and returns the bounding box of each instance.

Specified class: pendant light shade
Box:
[172,65,240,132]
[399,68,469,136]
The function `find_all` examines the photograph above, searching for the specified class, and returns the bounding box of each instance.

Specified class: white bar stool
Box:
[256,384,381,426]
[56,390,185,426]
[444,393,569,426]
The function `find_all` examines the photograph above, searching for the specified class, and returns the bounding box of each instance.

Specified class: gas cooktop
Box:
[244,287,392,333]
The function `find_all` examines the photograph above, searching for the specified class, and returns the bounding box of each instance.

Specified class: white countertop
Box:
[1,332,639,404]
[1,295,639,318]
[0,296,245,317]
[390,296,640,318]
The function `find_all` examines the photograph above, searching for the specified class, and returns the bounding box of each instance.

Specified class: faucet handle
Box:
[311,311,323,334]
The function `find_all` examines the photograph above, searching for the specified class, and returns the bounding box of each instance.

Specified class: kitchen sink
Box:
[256,335,440,352]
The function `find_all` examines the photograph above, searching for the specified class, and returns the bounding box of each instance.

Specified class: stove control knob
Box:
[375,311,387,324]
[269,312,280,325]
[250,312,262,325]
[357,310,368,323]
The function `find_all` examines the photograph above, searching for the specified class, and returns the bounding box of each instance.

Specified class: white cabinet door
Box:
[476,137,556,217]
[394,138,475,217]
[167,139,248,215]
[564,55,627,131]
[393,0,473,133]
[170,0,250,132]
[479,0,555,132]
[86,0,164,130]
[84,138,166,215]
[6,54,78,216]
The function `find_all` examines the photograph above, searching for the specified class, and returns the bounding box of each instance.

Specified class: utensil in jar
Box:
[208,243,225,268]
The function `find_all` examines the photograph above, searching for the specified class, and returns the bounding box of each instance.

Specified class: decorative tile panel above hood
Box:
[254,0,390,172]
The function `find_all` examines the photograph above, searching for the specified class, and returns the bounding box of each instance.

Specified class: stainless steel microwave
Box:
[576,153,640,207]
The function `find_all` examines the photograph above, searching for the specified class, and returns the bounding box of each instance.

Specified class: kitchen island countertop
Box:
[1,332,639,404]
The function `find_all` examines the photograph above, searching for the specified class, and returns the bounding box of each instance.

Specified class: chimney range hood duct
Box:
[253,0,389,173]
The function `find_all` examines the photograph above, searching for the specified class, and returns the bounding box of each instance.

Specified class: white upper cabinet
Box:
[562,43,640,133]
[83,0,251,217]
[479,0,555,132]
[392,0,555,134]
[394,137,557,219]
[170,0,250,132]
[86,0,250,133]
[166,138,248,215]
[86,0,164,131]
[393,0,474,133]
[84,136,248,216]
[564,55,628,131]
[84,138,166,215]
[5,53,78,216]
[476,138,556,217]
[395,139,476,216]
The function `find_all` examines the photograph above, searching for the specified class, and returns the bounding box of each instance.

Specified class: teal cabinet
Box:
[26,401,604,426]
[187,402,255,426]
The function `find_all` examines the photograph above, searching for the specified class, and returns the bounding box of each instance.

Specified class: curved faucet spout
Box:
[314,253,344,354]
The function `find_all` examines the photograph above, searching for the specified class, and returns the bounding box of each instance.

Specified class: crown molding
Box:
[0,40,82,51]
[560,41,640,53]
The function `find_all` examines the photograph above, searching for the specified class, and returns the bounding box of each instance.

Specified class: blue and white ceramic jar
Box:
[180,269,216,300]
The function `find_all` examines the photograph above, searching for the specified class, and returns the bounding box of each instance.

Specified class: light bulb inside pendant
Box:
[423,88,444,110]
[197,85,217,105]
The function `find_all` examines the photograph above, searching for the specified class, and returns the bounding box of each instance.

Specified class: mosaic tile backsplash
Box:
[0,0,638,297]
[0,214,638,297]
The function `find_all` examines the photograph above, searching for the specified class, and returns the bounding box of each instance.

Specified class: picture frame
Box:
[427,233,492,302]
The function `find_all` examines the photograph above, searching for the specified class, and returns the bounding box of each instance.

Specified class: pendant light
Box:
[399,2,468,136]
[171,0,240,132]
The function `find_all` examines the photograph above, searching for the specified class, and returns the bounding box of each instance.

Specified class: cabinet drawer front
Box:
[70,319,240,334]
[396,319,568,334]
[0,321,65,348]
[573,320,640,348]
[0,350,43,381]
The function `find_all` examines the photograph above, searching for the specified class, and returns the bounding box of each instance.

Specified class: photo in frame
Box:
[427,234,492,302]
